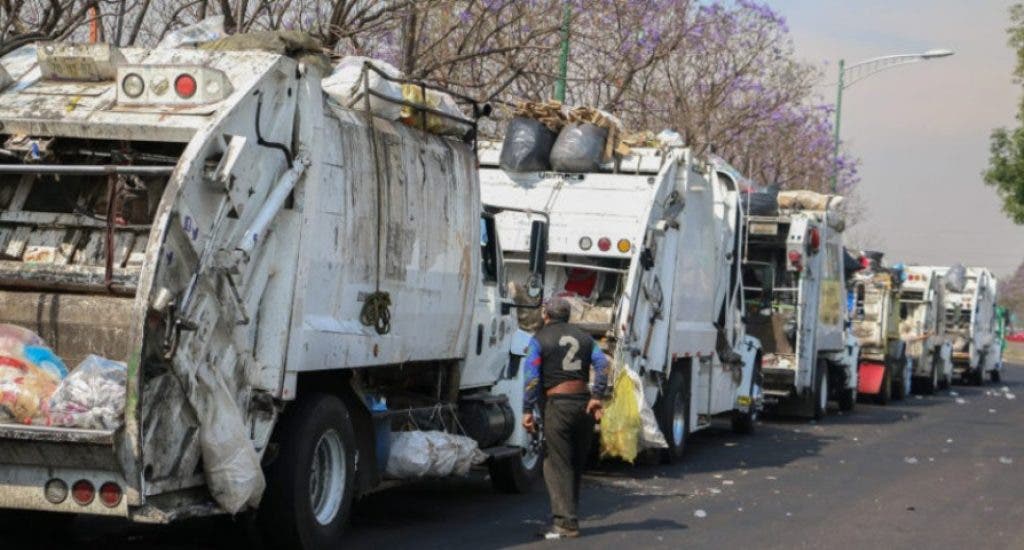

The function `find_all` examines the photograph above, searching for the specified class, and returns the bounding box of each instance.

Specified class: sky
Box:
[771,0,1024,277]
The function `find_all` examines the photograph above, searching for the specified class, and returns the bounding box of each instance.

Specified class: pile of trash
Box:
[322,56,468,137]
[0,324,126,429]
[499,100,634,173]
[744,187,844,216]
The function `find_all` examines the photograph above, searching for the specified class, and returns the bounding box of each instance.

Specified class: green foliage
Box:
[985,3,1024,224]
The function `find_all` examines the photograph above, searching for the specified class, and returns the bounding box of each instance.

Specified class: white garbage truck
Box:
[0,41,549,548]
[936,266,1000,385]
[901,265,953,393]
[740,191,859,419]
[479,140,763,462]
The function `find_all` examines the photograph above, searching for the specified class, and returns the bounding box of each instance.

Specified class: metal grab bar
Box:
[0,164,175,175]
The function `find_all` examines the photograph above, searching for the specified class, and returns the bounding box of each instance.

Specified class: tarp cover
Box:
[199,31,333,75]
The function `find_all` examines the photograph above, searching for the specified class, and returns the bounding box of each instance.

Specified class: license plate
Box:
[749,222,778,236]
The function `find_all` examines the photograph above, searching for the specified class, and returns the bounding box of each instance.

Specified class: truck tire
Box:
[838,385,856,412]
[731,356,762,435]
[921,356,940,395]
[656,365,690,463]
[990,370,1002,384]
[811,360,828,420]
[969,366,984,386]
[260,393,356,550]
[875,364,892,405]
[489,441,543,493]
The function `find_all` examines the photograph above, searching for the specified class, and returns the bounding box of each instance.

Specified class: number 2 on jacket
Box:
[559,335,581,371]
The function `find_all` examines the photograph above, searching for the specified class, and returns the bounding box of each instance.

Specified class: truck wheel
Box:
[731,357,762,435]
[260,393,356,550]
[656,366,690,463]
[489,433,543,493]
[922,356,940,395]
[811,360,827,420]
[875,365,892,405]
[969,367,984,386]
[838,385,856,412]
[990,370,1002,384]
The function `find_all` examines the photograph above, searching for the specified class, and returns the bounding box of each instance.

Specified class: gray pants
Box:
[543,394,595,530]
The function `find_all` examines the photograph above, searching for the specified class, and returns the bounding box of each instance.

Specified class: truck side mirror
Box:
[527,220,548,299]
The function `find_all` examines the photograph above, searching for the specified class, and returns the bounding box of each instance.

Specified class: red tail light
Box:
[174,74,197,99]
[72,480,95,505]
[808,227,821,252]
[788,250,803,271]
[597,237,611,252]
[99,482,122,508]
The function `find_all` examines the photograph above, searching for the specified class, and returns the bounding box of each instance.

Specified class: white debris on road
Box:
[904,457,919,464]
[694,509,707,518]
[955,398,967,405]
[999,457,1014,465]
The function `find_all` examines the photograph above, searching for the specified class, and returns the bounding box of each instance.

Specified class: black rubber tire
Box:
[969,366,984,386]
[656,365,690,463]
[990,370,1002,384]
[489,449,543,493]
[259,393,357,550]
[0,510,75,543]
[811,360,827,420]
[731,356,762,435]
[893,356,907,401]
[921,355,940,395]
[838,386,856,412]
[875,364,892,405]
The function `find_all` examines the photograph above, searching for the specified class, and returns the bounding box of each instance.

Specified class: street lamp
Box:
[830,49,955,192]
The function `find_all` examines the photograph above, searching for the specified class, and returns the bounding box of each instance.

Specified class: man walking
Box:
[521,296,609,539]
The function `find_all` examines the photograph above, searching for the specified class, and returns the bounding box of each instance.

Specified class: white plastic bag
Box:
[157,16,226,49]
[385,430,486,479]
[323,56,404,120]
[45,355,126,429]
[197,369,265,514]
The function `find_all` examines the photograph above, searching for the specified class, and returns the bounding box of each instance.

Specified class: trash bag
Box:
[599,366,642,462]
[385,431,486,478]
[945,263,967,293]
[44,355,126,430]
[745,185,779,216]
[778,190,840,211]
[499,117,558,172]
[0,325,66,423]
[197,368,265,514]
[550,123,608,173]
[157,16,226,49]
[323,56,404,120]
[400,84,467,137]
[199,31,333,75]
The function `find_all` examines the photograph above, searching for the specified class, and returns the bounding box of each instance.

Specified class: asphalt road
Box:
[11,364,1024,549]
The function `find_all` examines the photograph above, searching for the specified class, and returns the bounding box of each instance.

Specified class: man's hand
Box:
[586,398,604,421]
[522,412,536,433]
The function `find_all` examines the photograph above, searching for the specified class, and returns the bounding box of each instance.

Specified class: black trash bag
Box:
[843,247,863,279]
[550,123,608,173]
[945,263,967,293]
[499,117,558,172]
[745,184,779,216]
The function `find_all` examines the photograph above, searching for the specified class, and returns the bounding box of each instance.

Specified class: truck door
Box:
[459,214,516,388]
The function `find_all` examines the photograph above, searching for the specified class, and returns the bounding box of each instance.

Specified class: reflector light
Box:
[151,75,170,96]
[175,74,197,99]
[808,227,821,252]
[597,237,611,252]
[72,480,95,505]
[121,73,144,98]
[788,250,803,271]
[99,482,122,508]
[579,236,593,251]
[617,239,631,253]
[44,479,68,504]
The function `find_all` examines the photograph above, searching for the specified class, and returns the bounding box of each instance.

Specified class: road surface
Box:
[9,364,1024,549]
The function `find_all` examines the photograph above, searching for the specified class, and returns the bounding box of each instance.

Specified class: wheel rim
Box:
[310,429,345,526]
[522,432,542,470]
[819,373,828,411]
[672,393,686,446]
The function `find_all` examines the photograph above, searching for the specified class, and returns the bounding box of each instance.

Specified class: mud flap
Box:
[857,362,885,394]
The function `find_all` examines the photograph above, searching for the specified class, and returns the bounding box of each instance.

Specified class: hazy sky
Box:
[772,0,1024,277]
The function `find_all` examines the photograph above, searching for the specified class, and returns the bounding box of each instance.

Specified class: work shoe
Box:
[538,525,580,539]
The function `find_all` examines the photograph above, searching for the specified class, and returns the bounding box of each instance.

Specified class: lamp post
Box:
[831,49,954,193]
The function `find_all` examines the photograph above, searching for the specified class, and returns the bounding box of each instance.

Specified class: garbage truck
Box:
[937,266,1000,385]
[901,266,953,393]
[740,191,859,419]
[0,41,549,548]
[848,258,911,404]
[478,138,763,462]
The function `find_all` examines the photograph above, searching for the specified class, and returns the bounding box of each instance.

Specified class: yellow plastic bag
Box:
[599,366,642,463]
[400,84,466,136]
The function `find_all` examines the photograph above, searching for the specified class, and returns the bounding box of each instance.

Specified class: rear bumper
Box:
[762,367,796,400]
[0,464,129,517]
